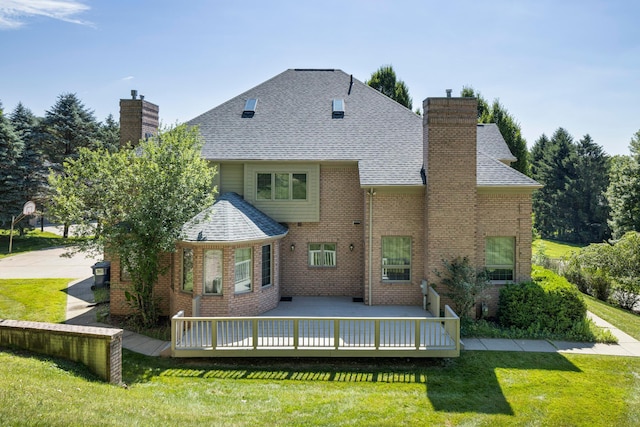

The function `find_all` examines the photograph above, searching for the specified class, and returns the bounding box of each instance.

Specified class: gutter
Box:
[367,188,375,306]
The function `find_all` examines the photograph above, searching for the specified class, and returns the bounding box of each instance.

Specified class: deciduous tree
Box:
[607,130,640,238]
[49,124,217,327]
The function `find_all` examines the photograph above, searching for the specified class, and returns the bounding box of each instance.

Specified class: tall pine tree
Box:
[0,102,25,227]
[11,103,47,205]
[41,93,98,166]
[574,134,610,242]
[366,65,413,109]
[531,129,610,243]
[96,113,120,153]
[460,87,529,175]
[531,128,578,241]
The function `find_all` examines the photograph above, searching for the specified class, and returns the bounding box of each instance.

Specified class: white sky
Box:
[1,0,638,155]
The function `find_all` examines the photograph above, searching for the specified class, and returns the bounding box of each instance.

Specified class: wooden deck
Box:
[171,304,460,358]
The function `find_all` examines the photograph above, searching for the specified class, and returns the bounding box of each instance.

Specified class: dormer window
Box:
[242,98,258,118]
[332,99,344,118]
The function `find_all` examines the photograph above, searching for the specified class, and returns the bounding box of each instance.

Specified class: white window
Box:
[485,237,515,281]
[234,247,252,293]
[382,236,411,282]
[308,243,336,267]
[182,248,194,292]
[203,249,223,295]
[257,173,307,200]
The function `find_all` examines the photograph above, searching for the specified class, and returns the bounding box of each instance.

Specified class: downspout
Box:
[368,188,375,306]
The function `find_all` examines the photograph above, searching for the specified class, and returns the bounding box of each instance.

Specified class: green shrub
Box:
[498,266,586,335]
[433,256,489,323]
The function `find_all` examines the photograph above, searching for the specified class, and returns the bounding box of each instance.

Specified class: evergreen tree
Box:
[607,130,640,238]
[574,134,610,242]
[489,100,529,175]
[366,65,413,109]
[96,114,120,153]
[0,102,25,227]
[459,87,529,175]
[41,93,98,166]
[531,128,579,241]
[11,103,47,205]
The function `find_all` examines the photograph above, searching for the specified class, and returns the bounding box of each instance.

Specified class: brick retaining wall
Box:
[0,320,123,384]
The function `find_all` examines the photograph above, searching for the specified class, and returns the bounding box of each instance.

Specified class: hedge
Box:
[498,266,587,334]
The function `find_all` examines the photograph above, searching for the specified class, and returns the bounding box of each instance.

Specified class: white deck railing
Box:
[171,306,460,358]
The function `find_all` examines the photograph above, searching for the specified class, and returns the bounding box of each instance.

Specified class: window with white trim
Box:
[308,243,336,267]
[382,236,411,282]
[182,248,194,292]
[485,236,515,281]
[203,249,223,294]
[257,172,307,200]
[234,247,252,293]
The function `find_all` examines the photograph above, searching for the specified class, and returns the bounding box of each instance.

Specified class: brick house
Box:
[110,69,540,319]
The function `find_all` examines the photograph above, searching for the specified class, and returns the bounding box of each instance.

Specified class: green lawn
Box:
[0,349,638,426]
[583,294,640,341]
[0,278,71,323]
[0,228,77,259]
[533,238,584,259]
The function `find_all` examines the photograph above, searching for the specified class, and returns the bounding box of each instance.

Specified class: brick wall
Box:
[170,241,281,317]
[280,165,365,297]
[363,190,426,306]
[109,253,172,317]
[477,191,535,316]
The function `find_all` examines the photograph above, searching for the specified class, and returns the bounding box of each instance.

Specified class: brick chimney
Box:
[423,95,478,279]
[119,90,159,147]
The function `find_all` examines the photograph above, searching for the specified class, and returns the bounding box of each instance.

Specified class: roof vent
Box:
[242,98,258,118]
[332,99,344,118]
[446,89,452,98]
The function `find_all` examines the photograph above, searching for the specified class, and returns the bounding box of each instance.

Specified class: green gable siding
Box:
[244,163,320,222]
[219,163,244,195]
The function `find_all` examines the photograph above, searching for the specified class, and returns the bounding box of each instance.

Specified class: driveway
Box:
[0,247,100,279]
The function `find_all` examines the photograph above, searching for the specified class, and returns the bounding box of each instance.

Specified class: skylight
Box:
[332,99,344,118]
[242,98,258,118]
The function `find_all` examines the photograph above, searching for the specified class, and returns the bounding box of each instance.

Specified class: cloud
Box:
[121,76,135,81]
[0,0,92,29]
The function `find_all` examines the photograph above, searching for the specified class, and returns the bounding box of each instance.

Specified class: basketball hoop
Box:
[23,201,36,216]
[8,201,37,254]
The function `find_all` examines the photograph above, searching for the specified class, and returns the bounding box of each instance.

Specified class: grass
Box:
[0,349,638,426]
[462,317,618,343]
[533,238,584,259]
[0,278,72,323]
[583,294,640,341]
[0,228,79,259]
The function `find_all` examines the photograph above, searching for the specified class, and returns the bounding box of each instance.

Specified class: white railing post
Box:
[211,319,217,350]
[252,319,258,349]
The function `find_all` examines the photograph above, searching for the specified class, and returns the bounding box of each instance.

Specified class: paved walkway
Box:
[1,247,638,357]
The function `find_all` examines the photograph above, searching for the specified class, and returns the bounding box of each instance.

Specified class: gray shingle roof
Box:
[189,69,422,186]
[476,123,518,163]
[477,153,541,187]
[188,68,538,188]
[181,192,289,242]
